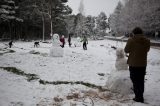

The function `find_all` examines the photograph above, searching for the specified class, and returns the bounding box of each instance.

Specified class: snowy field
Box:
[0,39,160,106]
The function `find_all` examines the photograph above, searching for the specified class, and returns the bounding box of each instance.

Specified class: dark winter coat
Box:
[124,35,150,67]
[68,35,71,42]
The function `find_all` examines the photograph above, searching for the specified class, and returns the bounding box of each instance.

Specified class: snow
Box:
[0,39,160,106]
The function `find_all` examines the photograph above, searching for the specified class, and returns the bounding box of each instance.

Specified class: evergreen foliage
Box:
[0,0,72,40]
[95,12,108,37]
[109,0,160,36]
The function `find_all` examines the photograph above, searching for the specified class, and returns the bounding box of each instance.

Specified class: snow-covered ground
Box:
[0,39,160,106]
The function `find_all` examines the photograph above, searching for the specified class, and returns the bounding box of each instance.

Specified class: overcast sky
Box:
[67,0,120,17]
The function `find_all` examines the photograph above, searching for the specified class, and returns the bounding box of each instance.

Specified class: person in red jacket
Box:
[60,35,65,48]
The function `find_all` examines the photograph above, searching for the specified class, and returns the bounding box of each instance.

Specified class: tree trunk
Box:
[42,14,45,42]
[50,0,53,36]
[8,21,12,40]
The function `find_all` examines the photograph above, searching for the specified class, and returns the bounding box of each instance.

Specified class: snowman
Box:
[115,48,128,71]
[74,37,81,47]
[106,48,132,95]
[50,33,63,57]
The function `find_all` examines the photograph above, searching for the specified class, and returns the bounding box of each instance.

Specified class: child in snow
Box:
[9,41,13,48]
[60,35,65,48]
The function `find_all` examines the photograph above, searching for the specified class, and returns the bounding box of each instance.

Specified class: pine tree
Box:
[85,15,95,37]
[109,0,160,36]
[74,0,85,37]
[108,1,123,36]
[96,12,108,37]
[18,0,72,39]
[0,0,22,39]
[64,15,76,35]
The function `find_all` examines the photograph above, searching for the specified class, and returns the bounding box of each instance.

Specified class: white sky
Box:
[67,0,120,17]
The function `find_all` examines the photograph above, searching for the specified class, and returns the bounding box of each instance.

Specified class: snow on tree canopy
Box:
[6,0,15,4]
[0,0,22,22]
[1,5,12,9]
[0,8,9,14]
[16,18,23,22]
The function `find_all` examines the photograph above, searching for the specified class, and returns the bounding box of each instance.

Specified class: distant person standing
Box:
[68,34,72,47]
[60,35,65,48]
[124,27,150,103]
[82,35,88,50]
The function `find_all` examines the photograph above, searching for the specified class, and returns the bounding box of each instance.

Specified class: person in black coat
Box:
[9,41,13,48]
[124,27,150,103]
[81,36,88,50]
[68,34,72,47]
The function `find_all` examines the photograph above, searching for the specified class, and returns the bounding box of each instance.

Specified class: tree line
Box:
[0,0,72,41]
[4,0,158,40]
[0,0,109,41]
[109,0,160,37]
[65,12,109,40]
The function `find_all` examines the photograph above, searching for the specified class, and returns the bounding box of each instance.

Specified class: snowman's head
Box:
[53,34,60,41]
[116,48,125,59]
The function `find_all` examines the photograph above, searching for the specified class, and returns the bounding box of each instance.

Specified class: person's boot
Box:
[133,97,144,103]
